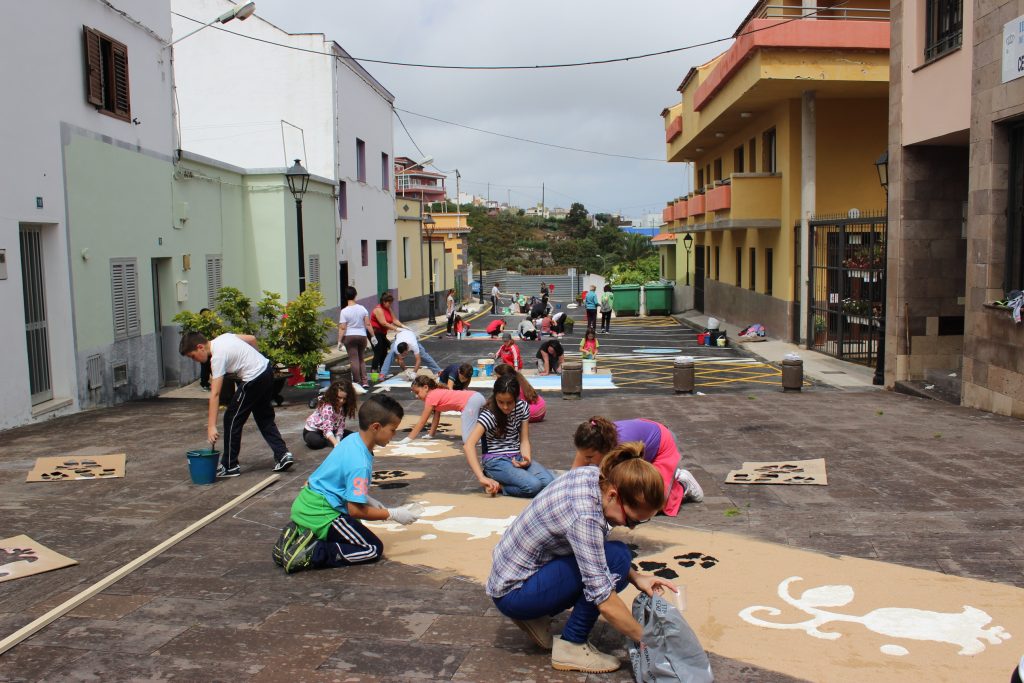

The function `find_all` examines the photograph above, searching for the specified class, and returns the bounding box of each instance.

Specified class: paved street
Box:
[423,312,810,395]
[1,359,1021,681]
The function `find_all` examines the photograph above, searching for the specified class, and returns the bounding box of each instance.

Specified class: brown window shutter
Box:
[84,26,103,106]
[111,41,130,119]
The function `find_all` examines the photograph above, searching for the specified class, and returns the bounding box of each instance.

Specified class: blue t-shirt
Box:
[615,419,661,463]
[306,432,372,512]
[585,291,599,310]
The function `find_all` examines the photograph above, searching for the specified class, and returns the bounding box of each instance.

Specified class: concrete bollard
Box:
[329,363,352,387]
[561,361,583,399]
[673,356,695,394]
[781,358,803,391]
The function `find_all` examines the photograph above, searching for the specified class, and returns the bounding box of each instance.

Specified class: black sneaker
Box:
[273,452,294,472]
[216,465,241,478]
[272,522,316,573]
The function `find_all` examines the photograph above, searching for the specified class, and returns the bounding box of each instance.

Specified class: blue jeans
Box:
[483,456,554,497]
[380,346,442,376]
[493,541,632,643]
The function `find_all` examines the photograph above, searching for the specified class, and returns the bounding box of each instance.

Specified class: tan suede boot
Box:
[551,638,621,673]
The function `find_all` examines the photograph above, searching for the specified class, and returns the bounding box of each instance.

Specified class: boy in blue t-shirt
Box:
[273,394,421,573]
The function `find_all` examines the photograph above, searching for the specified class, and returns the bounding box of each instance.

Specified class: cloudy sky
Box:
[250,1,755,218]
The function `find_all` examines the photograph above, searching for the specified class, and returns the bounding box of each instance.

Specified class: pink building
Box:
[394,156,446,204]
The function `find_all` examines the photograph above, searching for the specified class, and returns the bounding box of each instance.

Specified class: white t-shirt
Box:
[491,285,500,297]
[339,304,370,335]
[209,333,268,382]
[394,329,419,355]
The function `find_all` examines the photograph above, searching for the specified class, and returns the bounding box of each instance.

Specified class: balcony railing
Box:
[665,115,683,143]
[662,205,674,223]
[755,5,890,21]
[706,185,731,212]
[673,199,688,221]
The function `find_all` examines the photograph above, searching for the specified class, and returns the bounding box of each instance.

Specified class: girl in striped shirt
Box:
[463,375,554,497]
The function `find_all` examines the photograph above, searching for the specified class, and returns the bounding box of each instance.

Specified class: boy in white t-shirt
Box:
[180,332,294,477]
[379,329,442,378]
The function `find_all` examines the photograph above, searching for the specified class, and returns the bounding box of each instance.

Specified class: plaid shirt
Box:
[486,467,618,605]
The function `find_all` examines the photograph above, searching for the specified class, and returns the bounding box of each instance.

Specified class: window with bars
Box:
[1006,123,1024,291]
[205,254,222,308]
[110,258,140,340]
[83,26,130,121]
[308,254,321,286]
[925,0,963,61]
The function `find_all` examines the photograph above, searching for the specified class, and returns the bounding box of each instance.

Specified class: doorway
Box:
[338,261,349,303]
[20,225,53,404]
[151,257,173,386]
[694,245,705,313]
[376,241,389,298]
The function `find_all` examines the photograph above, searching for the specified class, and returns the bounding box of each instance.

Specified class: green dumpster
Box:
[644,282,674,316]
[611,284,641,317]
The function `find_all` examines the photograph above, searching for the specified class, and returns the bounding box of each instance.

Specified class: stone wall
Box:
[965,0,1024,417]
[703,278,792,341]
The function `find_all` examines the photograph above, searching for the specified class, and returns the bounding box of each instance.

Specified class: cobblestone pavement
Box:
[0,377,1021,680]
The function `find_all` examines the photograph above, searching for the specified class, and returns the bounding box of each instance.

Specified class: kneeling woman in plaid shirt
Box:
[485,441,678,674]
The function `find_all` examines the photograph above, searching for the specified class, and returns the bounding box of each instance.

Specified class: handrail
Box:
[757,5,890,20]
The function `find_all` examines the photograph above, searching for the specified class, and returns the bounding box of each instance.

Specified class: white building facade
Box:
[0,0,175,430]
[171,0,398,312]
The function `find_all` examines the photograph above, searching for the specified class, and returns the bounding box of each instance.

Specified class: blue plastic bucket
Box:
[186,449,219,485]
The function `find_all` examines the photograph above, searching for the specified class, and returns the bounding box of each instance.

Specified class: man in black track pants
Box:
[180,331,294,477]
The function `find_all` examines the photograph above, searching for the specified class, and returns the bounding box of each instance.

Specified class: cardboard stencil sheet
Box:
[0,535,78,583]
[26,453,126,483]
[725,458,827,485]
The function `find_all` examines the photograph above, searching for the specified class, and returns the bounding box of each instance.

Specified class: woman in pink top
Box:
[406,375,486,443]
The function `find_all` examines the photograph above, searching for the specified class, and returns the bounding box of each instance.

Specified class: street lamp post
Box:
[286,159,310,294]
[424,214,437,325]
[873,151,889,387]
[683,232,694,286]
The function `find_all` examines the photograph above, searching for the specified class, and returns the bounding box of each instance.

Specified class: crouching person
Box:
[486,443,677,673]
[273,394,422,573]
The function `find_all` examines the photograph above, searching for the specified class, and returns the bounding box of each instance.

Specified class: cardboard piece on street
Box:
[0,535,78,583]
[377,417,463,460]
[369,490,1022,683]
[726,458,827,485]
[26,453,126,483]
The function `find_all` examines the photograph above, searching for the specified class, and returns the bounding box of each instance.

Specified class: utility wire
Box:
[393,109,427,159]
[396,108,663,161]
[170,4,848,71]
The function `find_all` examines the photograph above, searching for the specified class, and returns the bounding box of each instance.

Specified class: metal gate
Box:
[20,226,53,404]
[694,245,705,312]
[808,212,886,367]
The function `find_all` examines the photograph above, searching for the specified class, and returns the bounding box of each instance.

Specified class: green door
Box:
[376,241,389,297]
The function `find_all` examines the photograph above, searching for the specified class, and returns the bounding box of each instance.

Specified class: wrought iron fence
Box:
[808,212,886,367]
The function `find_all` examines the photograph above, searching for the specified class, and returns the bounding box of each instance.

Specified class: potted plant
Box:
[813,315,827,346]
[269,285,334,380]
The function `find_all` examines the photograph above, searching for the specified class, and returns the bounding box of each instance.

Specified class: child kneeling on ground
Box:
[463,374,554,497]
[273,394,423,573]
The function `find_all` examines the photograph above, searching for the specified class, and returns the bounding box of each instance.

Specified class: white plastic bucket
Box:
[707,317,721,330]
[581,359,597,374]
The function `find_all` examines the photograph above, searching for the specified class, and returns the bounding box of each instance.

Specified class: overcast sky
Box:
[250,1,754,218]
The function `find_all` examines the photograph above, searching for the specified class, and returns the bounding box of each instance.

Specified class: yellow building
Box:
[659,0,890,346]
[394,198,466,320]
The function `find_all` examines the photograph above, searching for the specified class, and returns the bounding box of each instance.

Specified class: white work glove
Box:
[397,437,412,445]
[366,495,385,509]
[387,504,421,525]
[420,433,433,440]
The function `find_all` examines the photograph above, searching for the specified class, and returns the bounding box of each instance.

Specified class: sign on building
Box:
[1002,16,1024,84]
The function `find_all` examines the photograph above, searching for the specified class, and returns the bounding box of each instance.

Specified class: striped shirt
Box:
[486,467,617,605]
[477,400,530,457]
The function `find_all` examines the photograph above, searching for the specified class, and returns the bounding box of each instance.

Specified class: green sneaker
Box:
[272,522,317,573]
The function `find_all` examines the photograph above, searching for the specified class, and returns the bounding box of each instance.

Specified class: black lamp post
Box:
[873,150,889,386]
[286,159,310,294]
[682,232,694,286]
[478,246,484,304]
[424,214,437,325]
